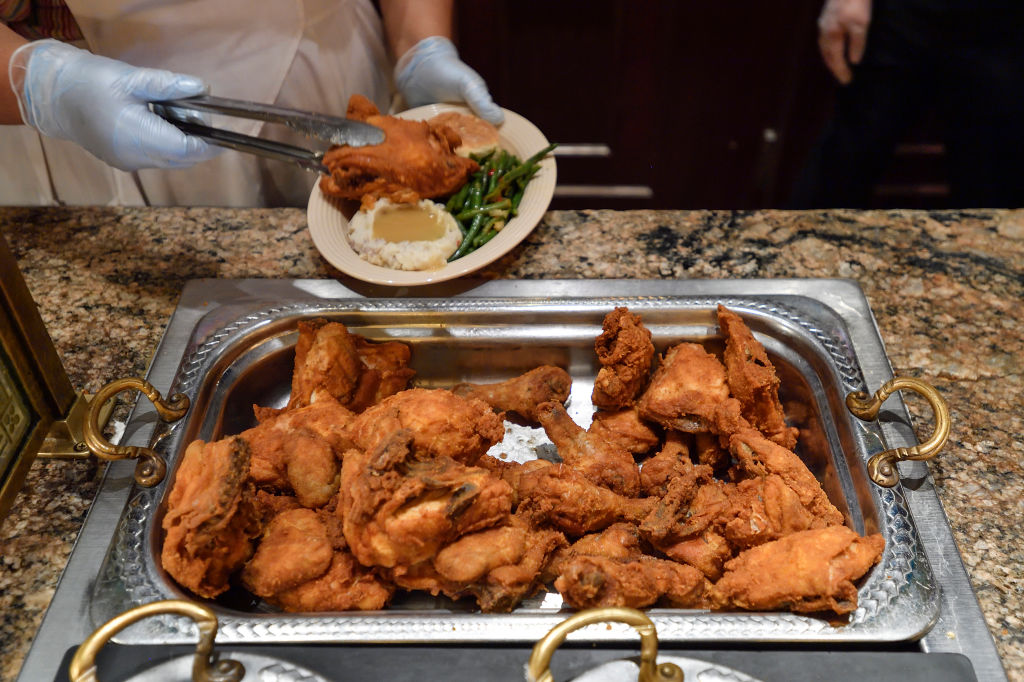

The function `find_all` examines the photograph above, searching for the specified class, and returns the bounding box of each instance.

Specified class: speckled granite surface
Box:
[0,206,1021,681]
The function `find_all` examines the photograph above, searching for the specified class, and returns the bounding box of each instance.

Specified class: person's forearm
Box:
[1,23,29,123]
[379,0,453,60]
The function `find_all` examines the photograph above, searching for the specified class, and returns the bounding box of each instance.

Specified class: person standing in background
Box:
[0,0,502,207]
[791,0,1024,209]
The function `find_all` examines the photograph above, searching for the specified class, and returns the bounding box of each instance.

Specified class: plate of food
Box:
[307,98,557,286]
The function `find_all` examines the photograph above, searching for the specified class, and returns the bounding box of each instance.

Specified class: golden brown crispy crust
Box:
[160,437,259,599]
[710,526,885,614]
[319,94,478,209]
[592,307,655,410]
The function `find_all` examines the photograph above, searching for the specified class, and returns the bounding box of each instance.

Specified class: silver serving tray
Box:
[90,289,941,645]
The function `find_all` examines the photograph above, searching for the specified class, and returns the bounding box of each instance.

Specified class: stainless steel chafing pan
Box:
[85,292,943,645]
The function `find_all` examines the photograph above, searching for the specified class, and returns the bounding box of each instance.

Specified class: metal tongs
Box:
[151,95,385,174]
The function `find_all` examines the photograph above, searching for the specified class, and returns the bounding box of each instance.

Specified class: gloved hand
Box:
[394,36,504,125]
[9,39,222,171]
[818,0,873,85]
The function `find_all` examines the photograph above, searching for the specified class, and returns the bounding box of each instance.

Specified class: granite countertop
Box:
[0,206,1021,681]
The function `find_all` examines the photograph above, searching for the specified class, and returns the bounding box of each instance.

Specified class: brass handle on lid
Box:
[83,377,189,487]
[69,599,243,682]
[527,607,684,682]
[846,376,951,488]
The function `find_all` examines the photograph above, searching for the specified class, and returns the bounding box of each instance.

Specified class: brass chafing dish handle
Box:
[846,376,951,488]
[527,607,684,682]
[83,377,189,487]
[69,599,243,682]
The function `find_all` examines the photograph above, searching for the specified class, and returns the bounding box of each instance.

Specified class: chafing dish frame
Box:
[88,283,943,646]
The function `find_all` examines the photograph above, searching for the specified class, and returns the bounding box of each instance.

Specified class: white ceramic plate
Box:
[307,104,556,286]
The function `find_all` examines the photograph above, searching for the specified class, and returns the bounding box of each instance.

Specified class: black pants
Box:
[790,0,1024,209]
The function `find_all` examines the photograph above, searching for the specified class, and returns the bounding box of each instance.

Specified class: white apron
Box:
[0,0,391,207]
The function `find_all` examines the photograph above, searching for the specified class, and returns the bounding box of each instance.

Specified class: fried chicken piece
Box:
[555,554,708,609]
[588,407,661,456]
[161,437,259,599]
[242,428,339,508]
[636,342,734,433]
[428,517,568,612]
[268,551,394,612]
[543,522,647,582]
[717,305,799,449]
[516,463,656,537]
[320,94,478,209]
[241,396,355,508]
[241,508,334,598]
[660,531,732,582]
[638,430,692,497]
[354,335,417,405]
[711,526,885,615]
[348,388,504,466]
[536,400,641,497]
[475,456,553,507]
[638,463,733,579]
[252,393,357,450]
[730,427,844,527]
[286,319,381,412]
[722,474,826,550]
[452,365,572,423]
[639,461,718,546]
[591,307,656,410]
[339,430,513,568]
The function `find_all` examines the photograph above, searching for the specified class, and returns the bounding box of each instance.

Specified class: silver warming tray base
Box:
[92,281,939,645]
[17,279,1006,682]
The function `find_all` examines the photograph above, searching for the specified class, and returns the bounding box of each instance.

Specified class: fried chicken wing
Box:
[161,437,259,599]
[536,400,641,496]
[717,305,799,449]
[320,94,478,209]
[711,526,885,615]
[591,307,656,410]
[348,388,504,466]
[554,554,708,609]
[452,365,572,423]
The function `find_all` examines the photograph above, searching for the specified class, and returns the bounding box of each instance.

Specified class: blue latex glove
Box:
[10,39,222,171]
[394,36,504,125]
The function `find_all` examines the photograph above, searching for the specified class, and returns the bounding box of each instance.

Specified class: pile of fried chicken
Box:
[318,94,478,210]
[160,306,884,618]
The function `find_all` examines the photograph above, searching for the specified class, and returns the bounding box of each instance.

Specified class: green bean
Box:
[476,226,501,247]
[485,143,557,202]
[445,182,470,213]
[456,199,511,222]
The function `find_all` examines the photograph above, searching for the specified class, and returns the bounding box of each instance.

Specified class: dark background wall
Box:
[454,0,948,210]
